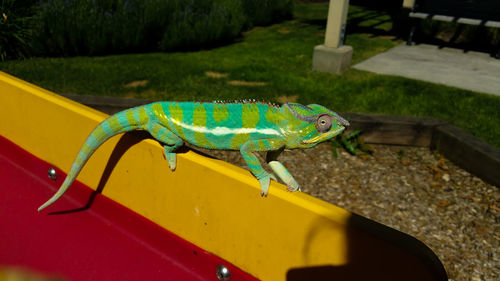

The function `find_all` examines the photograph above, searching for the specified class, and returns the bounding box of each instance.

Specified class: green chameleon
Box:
[38,101,349,211]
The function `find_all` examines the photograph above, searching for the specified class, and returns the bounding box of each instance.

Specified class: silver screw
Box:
[48,167,57,180]
[216,264,231,281]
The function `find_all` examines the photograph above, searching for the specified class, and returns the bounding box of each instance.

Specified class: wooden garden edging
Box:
[62,93,500,188]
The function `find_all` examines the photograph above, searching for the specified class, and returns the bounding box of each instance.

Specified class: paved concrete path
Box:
[353,44,500,96]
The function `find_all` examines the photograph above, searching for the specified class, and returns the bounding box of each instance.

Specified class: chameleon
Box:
[38,101,349,211]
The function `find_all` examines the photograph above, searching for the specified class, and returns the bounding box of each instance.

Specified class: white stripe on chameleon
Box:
[170,119,283,137]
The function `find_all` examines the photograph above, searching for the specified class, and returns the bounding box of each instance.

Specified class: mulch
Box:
[203,143,499,281]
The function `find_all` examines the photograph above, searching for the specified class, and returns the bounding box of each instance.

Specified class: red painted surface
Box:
[0,135,258,281]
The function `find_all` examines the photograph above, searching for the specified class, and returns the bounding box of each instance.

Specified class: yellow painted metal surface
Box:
[0,71,350,280]
[0,71,446,281]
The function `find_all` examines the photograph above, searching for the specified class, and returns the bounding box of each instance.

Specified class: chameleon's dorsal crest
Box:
[284,103,317,123]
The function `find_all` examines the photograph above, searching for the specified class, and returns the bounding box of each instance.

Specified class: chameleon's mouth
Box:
[301,127,345,144]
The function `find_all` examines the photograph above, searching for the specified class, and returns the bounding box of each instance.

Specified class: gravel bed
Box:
[201,143,499,281]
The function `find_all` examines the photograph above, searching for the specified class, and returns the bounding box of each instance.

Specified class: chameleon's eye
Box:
[316,114,332,133]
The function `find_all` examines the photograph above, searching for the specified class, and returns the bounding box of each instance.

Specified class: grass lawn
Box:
[1,2,500,148]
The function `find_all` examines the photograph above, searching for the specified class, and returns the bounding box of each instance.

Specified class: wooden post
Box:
[312,0,352,74]
[324,0,350,48]
[402,0,415,9]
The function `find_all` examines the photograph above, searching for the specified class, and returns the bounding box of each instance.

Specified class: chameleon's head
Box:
[282,103,349,148]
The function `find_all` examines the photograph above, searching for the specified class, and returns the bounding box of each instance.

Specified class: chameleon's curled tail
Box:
[38,109,144,211]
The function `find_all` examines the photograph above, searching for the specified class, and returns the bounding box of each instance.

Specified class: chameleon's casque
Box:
[38,101,349,211]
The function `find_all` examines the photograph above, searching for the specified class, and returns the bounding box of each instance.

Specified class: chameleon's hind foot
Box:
[257,172,277,196]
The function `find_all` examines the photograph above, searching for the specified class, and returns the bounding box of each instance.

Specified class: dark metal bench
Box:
[407,0,500,58]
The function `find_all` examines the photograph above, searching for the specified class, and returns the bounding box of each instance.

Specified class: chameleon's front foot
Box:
[267,160,301,192]
[286,181,301,192]
[164,147,177,171]
[256,172,277,196]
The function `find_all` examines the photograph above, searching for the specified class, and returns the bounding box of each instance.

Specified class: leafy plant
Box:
[331,130,374,157]
[0,0,35,61]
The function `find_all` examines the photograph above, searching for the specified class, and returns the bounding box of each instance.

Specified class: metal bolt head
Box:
[216,264,231,281]
[48,167,57,180]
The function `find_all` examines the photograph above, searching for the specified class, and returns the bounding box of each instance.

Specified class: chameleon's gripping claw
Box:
[164,146,177,171]
[257,172,277,197]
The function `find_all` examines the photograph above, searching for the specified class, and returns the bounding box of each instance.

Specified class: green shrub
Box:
[30,0,292,57]
[32,0,162,56]
[159,0,246,51]
[0,0,36,61]
[242,0,293,28]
